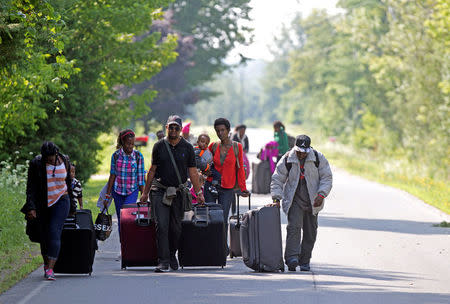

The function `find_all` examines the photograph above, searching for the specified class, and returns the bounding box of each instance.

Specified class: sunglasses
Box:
[168,125,181,131]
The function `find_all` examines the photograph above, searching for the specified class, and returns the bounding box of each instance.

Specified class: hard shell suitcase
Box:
[178,203,226,268]
[54,209,97,274]
[240,205,285,272]
[229,192,251,258]
[251,160,271,194]
[120,202,158,269]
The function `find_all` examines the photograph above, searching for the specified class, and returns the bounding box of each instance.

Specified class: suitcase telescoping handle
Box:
[235,192,251,227]
[135,201,152,227]
[193,205,210,227]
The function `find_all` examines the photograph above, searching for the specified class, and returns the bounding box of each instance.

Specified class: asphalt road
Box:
[1,128,449,304]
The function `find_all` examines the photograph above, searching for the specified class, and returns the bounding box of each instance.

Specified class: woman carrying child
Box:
[205,118,249,246]
[104,129,145,232]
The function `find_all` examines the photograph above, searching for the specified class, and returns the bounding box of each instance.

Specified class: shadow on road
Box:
[319,216,450,235]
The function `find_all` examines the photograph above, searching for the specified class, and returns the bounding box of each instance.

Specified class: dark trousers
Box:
[151,190,184,264]
[40,194,70,260]
[204,181,234,243]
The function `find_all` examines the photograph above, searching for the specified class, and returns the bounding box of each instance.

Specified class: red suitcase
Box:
[120,202,158,269]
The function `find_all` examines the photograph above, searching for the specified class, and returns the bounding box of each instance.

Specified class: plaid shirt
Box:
[111,149,145,196]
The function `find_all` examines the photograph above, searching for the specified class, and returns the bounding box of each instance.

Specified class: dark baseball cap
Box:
[294,135,311,153]
[166,115,182,127]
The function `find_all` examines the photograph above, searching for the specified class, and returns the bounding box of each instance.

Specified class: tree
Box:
[0,0,77,155]
[1,0,178,181]
[133,0,253,126]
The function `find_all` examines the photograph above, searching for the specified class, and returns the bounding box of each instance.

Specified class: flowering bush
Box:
[0,152,32,194]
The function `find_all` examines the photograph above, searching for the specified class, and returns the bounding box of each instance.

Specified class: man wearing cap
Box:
[270,135,332,272]
[141,115,205,272]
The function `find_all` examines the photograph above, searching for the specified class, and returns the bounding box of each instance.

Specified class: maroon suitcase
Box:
[120,202,158,269]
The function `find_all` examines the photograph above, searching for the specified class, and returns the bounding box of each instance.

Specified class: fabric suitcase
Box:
[229,193,251,258]
[178,203,226,268]
[54,209,97,274]
[251,160,271,194]
[240,205,284,272]
[120,203,158,269]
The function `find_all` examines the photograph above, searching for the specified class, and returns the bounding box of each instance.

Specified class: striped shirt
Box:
[46,162,68,207]
[110,149,145,196]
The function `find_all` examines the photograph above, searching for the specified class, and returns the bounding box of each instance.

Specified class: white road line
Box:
[16,281,48,304]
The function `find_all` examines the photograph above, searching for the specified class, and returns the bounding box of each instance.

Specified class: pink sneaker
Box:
[45,269,56,281]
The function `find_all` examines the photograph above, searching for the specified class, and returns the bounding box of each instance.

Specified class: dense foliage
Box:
[0,0,178,181]
[133,0,253,128]
[190,0,449,179]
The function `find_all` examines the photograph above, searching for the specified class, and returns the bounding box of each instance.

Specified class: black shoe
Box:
[286,258,299,272]
[154,263,169,273]
[209,186,218,197]
[299,263,310,271]
[169,256,179,271]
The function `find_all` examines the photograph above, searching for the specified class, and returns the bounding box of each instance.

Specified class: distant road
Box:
[1,128,449,304]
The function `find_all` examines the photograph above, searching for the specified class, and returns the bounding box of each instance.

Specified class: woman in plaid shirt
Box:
[104,129,145,231]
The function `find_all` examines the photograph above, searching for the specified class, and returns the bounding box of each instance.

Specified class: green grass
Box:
[81,178,113,215]
[319,142,450,215]
[0,186,42,294]
[284,125,450,215]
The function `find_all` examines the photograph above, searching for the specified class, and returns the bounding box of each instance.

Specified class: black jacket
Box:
[21,153,75,216]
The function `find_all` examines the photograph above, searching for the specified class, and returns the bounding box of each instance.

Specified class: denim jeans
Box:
[42,194,70,260]
[112,189,139,234]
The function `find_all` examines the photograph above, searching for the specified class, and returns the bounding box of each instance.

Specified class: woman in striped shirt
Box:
[104,129,145,234]
[21,141,75,280]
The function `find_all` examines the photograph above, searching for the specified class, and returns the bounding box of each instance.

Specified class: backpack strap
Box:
[232,141,240,169]
[211,142,219,155]
[283,152,292,173]
[283,149,320,173]
[313,149,320,168]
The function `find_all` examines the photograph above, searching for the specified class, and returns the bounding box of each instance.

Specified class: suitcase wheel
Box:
[230,253,233,258]
[221,266,224,269]
[89,272,92,276]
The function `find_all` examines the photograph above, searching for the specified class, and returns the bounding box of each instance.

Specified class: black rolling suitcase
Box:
[229,192,251,258]
[54,209,97,275]
[178,203,227,268]
[251,160,271,194]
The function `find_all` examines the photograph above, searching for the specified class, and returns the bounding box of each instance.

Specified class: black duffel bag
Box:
[94,208,112,241]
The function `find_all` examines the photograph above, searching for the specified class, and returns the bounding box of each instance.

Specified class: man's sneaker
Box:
[45,269,56,281]
[169,256,179,271]
[300,263,311,271]
[154,263,169,273]
[286,258,299,272]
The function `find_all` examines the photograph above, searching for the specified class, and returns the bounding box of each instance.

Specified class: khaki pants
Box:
[284,199,318,265]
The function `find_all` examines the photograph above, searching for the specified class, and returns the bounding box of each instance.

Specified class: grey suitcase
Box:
[240,205,284,272]
[229,192,251,258]
[251,160,271,194]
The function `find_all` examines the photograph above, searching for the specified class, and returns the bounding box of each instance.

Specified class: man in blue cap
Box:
[271,135,333,271]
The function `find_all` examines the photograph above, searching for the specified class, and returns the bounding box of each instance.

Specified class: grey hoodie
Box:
[270,149,333,215]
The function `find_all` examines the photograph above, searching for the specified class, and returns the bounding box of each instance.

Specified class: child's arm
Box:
[77,197,83,209]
